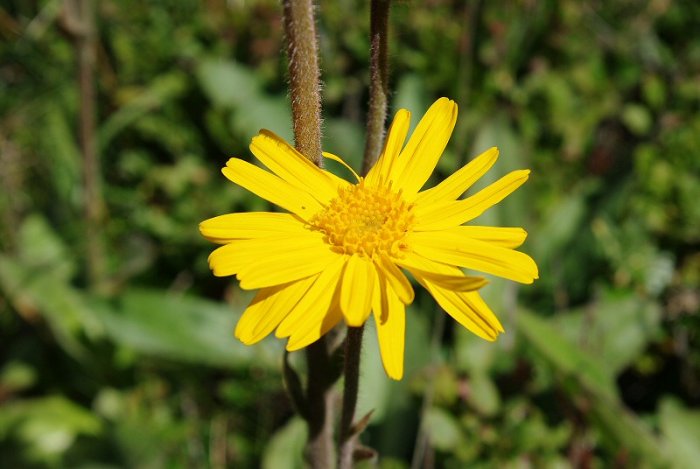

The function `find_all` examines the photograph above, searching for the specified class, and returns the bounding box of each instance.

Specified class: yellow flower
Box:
[200,98,538,380]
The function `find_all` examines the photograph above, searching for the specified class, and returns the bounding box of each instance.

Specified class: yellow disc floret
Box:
[311,179,415,258]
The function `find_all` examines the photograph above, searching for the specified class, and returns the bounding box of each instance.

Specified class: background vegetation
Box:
[1,0,699,467]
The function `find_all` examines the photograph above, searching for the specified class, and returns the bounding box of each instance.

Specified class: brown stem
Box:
[69,0,105,290]
[339,2,392,468]
[361,0,391,175]
[282,1,334,468]
[283,0,323,166]
[338,326,364,469]
[303,338,336,469]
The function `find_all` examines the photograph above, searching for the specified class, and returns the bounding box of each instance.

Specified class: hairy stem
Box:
[304,338,336,469]
[283,0,323,166]
[282,1,334,468]
[339,2,392,468]
[361,0,391,175]
[338,326,364,469]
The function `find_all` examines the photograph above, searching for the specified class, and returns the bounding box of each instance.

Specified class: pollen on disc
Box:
[311,179,415,257]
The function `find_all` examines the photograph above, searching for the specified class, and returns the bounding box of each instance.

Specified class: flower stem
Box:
[283,0,323,166]
[304,337,336,469]
[338,326,364,469]
[66,0,106,291]
[282,1,334,468]
[361,0,392,175]
[340,2,392,468]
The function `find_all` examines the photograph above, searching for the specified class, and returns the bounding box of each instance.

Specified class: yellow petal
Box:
[414,271,502,340]
[409,270,487,291]
[250,130,347,203]
[410,231,539,284]
[286,304,343,352]
[275,256,346,338]
[399,253,504,335]
[415,147,498,206]
[340,254,376,327]
[222,158,323,220]
[414,169,530,231]
[207,231,330,281]
[444,226,528,249]
[199,212,307,244]
[235,276,316,344]
[322,151,361,182]
[236,236,339,290]
[391,98,458,197]
[372,276,405,380]
[376,254,414,304]
[365,109,411,186]
[397,252,488,291]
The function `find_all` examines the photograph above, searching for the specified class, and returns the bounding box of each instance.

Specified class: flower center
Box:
[311,179,415,257]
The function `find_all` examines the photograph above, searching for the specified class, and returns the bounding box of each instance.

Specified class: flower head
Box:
[200,98,538,380]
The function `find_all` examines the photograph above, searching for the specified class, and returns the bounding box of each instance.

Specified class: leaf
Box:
[99,72,188,149]
[554,292,661,374]
[197,59,261,109]
[0,396,102,463]
[0,361,37,393]
[15,214,76,280]
[516,309,617,401]
[531,193,587,267]
[283,351,307,420]
[261,417,307,469]
[197,59,293,140]
[323,118,365,176]
[0,257,101,359]
[423,407,463,451]
[518,309,670,466]
[469,373,501,417]
[659,398,700,469]
[587,392,669,467]
[44,103,81,207]
[96,288,282,369]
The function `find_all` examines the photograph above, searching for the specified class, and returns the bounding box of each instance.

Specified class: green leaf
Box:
[0,231,102,359]
[531,192,587,267]
[99,72,189,149]
[0,361,37,393]
[261,417,307,469]
[587,392,669,467]
[469,373,501,417]
[0,396,101,463]
[197,59,293,140]
[554,292,661,374]
[197,59,261,109]
[659,397,700,469]
[423,407,463,451]
[621,103,652,136]
[517,309,617,401]
[518,309,670,466]
[97,288,281,369]
[323,118,365,175]
[15,214,76,280]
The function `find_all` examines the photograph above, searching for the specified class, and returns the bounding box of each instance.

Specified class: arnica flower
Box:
[200,98,538,380]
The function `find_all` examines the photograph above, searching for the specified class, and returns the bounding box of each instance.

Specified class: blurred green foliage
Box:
[1,0,699,467]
